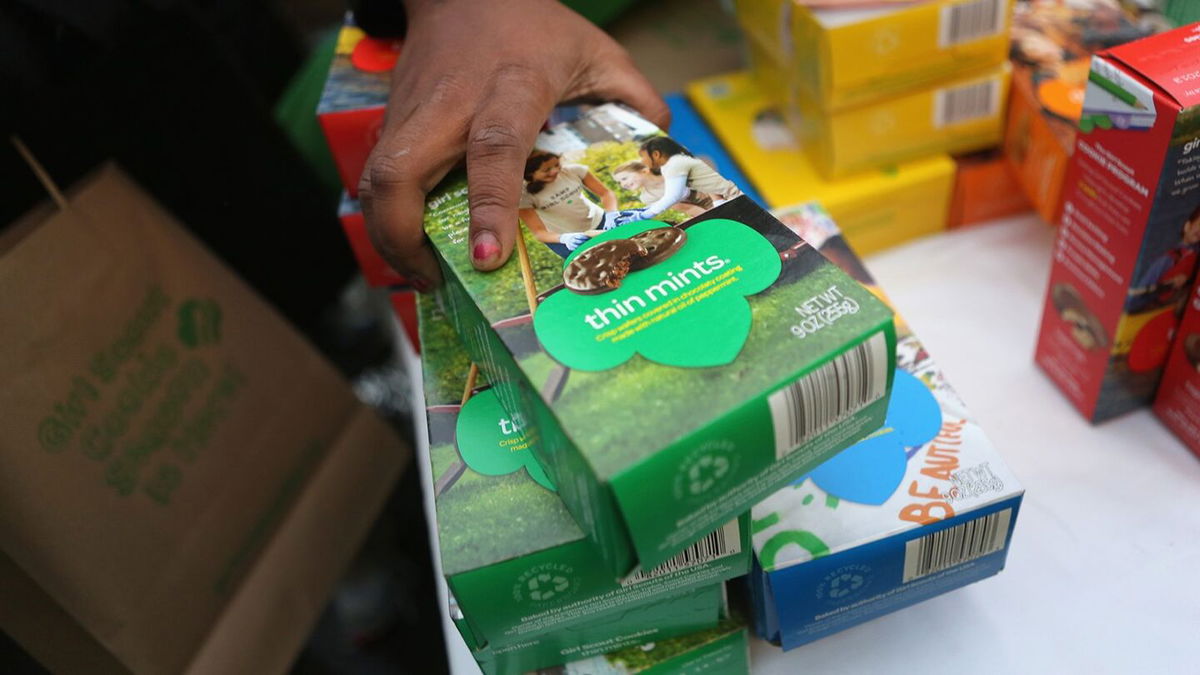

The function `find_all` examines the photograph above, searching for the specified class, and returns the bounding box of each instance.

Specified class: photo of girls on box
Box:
[521,104,743,257]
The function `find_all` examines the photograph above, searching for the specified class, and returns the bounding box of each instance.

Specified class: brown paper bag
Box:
[0,164,409,674]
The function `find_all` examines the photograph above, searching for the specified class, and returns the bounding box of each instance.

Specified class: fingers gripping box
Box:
[419,298,747,672]
[423,104,896,575]
[1154,278,1200,458]
[749,203,1024,650]
[1036,24,1200,422]
[318,14,400,196]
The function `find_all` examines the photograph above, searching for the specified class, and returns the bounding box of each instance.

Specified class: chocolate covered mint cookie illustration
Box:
[563,239,647,295]
[629,226,687,271]
[1052,283,1107,350]
[536,218,782,371]
[1185,333,1200,371]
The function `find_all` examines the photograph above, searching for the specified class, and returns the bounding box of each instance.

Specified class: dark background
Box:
[1,1,446,673]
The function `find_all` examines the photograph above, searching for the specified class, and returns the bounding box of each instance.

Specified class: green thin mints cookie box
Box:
[526,615,750,675]
[469,584,728,675]
[419,297,748,666]
[424,104,896,574]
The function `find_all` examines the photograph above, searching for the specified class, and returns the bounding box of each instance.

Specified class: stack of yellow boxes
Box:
[685,1,1023,250]
[735,0,1013,178]
[686,72,956,255]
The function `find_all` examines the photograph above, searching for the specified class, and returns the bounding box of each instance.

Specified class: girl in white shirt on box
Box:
[519,150,617,257]
[636,136,742,220]
[610,160,712,218]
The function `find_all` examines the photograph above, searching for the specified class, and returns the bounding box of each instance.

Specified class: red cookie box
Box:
[1035,23,1200,423]
[335,193,418,351]
[390,290,419,354]
[338,192,407,288]
[1003,1,1166,226]
[318,15,401,196]
[1154,277,1200,458]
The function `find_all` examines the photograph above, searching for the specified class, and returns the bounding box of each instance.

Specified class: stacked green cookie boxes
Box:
[747,203,1024,651]
[537,618,751,674]
[420,297,749,674]
[423,104,897,579]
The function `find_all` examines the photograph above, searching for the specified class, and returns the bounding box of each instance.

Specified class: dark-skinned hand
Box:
[359,0,670,291]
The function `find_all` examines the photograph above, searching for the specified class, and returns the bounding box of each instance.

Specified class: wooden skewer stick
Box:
[11,136,69,211]
[436,363,481,498]
[460,363,479,406]
[434,460,467,497]
[514,226,539,318]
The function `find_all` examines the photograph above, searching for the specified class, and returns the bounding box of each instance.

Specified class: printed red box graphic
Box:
[1154,278,1200,458]
[1003,1,1165,226]
[1035,23,1200,423]
[318,17,399,196]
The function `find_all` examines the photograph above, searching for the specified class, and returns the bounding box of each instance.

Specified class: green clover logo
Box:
[455,388,554,490]
[533,219,781,371]
[177,299,222,348]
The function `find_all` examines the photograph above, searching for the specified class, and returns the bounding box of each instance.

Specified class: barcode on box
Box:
[938,0,1004,48]
[768,331,889,460]
[902,508,1012,583]
[621,520,741,586]
[933,78,1000,127]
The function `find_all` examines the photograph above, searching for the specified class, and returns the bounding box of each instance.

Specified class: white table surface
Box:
[407,214,1200,674]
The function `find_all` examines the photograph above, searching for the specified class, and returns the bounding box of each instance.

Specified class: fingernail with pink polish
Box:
[472,232,501,264]
[410,276,431,293]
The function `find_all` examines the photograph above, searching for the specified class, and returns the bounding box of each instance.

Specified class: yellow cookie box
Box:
[686,72,954,256]
[734,0,1013,111]
[747,33,1011,178]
